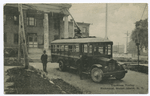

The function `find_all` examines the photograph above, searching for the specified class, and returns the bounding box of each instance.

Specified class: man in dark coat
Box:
[78,55,87,80]
[78,61,84,80]
[41,50,48,72]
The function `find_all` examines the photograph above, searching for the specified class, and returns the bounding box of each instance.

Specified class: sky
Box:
[68,3,148,45]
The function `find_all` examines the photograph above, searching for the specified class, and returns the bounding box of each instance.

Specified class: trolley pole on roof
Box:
[105,3,108,40]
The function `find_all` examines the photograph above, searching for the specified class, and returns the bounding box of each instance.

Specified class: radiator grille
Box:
[108,61,116,71]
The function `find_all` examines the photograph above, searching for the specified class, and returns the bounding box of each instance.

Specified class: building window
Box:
[14,33,18,44]
[4,33,7,42]
[4,15,6,24]
[83,27,86,33]
[27,17,36,26]
[14,15,19,25]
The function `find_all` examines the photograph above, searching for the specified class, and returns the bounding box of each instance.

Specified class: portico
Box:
[4,4,72,61]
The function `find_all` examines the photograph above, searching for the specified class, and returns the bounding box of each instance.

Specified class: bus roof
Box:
[51,37,113,44]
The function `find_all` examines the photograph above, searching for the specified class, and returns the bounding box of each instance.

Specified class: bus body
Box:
[51,38,127,82]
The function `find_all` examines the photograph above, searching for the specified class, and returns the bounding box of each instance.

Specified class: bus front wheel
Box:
[91,67,103,83]
[59,60,66,71]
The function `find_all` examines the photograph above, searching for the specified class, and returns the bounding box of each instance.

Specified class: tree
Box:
[128,40,137,57]
[131,19,148,50]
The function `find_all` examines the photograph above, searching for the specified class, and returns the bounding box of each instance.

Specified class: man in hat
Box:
[41,50,48,72]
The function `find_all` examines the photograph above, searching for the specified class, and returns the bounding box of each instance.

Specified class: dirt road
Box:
[30,62,148,94]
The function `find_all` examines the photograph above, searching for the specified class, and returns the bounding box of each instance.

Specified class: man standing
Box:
[78,62,84,80]
[78,55,87,80]
[41,50,48,72]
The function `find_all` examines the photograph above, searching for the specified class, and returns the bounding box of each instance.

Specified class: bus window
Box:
[61,45,64,51]
[64,45,68,55]
[94,47,96,52]
[108,44,111,55]
[57,45,59,54]
[93,43,99,55]
[73,45,79,56]
[89,44,92,55]
[75,45,79,52]
[65,45,68,51]
[98,46,103,54]
[84,44,88,53]
[61,45,64,55]
[59,45,62,54]
[69,45,73,52]
[105,44,108,55]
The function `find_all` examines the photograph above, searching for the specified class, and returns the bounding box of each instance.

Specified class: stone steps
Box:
[28,48,51,62]
[28,48,43,54]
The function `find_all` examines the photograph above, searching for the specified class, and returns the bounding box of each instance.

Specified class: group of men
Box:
[41,50,84,80]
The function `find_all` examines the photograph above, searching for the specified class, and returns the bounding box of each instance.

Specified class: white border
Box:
[1,0,149,96]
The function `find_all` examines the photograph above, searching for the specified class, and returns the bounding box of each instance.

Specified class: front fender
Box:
[91,64,103,69]
[117,61,128,69]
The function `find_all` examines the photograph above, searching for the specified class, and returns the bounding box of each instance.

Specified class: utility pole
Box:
[125,31,129,53]
[18,4,29,69]
[105,3,108,39]
[136,29,140,71]
[136,42,140,71]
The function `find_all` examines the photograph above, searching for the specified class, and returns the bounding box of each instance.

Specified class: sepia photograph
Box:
[3,2,148,94]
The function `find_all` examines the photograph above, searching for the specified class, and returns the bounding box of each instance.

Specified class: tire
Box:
[91,67,103,83]
[58,60,66,71]
[115,72,125,80]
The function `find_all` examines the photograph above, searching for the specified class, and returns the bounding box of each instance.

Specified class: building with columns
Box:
[4,4,72,59]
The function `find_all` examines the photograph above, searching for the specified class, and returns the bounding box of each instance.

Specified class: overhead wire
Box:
[140,4,147,20]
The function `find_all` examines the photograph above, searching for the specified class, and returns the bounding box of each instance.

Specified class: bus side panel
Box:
[51,54,58,63]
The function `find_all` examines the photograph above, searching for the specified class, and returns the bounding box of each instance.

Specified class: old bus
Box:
[51,37,127,82]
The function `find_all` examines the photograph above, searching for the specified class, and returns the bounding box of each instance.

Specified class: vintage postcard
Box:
[3,3,148,94]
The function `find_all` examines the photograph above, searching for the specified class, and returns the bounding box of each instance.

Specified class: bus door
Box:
[80,43,88,68]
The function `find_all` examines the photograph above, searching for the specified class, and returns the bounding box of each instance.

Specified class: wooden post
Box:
[18,13,21,62]
[18,4,29,69]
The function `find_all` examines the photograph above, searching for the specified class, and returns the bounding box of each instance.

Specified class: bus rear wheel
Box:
[91,67,103,83]
[59,60,66,71]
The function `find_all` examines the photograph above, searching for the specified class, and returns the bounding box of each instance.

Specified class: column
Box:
[72,20,74,38]
[64,15,68,38]
[44,13,50,55]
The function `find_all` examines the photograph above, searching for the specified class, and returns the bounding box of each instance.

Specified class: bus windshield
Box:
[91,43,112,56]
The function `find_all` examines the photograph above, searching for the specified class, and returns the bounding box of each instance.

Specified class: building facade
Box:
[68,20,90,38]
[4,4,72,56]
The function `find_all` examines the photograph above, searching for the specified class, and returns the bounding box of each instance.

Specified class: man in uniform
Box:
[41,50,48,72]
